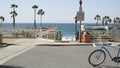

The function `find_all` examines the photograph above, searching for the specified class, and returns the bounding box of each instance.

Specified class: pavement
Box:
[3,45,94,68]
[0,38,53,65]
[0,38,120,68]
[0,38,91,65]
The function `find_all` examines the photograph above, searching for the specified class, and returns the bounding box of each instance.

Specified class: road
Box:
[1,44,119,68]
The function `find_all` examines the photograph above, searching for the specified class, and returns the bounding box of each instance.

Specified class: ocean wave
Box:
[62,36,75,41]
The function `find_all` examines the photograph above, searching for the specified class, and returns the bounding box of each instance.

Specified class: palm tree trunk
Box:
[13,15,15,28]
[34,9,36,28]
[13,8,15,12]
[40,15,42,28]
[105,22,107,25]
[96,20,98,26]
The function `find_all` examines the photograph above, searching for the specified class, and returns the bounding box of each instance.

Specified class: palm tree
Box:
[113,17,120,25]
[32,5,39,28]
[10,4,18,28]
[102,16,111,26]
[37,9,44,28]
[94,14,101,25]
[0,16,5,27]
[10,4,18,11]
[10,11,18,27]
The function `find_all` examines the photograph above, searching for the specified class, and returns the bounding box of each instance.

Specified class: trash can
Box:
[55,31,62,42]
[0,34,2,43]
[82,32,90,43]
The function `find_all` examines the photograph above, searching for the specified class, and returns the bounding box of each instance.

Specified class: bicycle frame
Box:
[100,43,120,61]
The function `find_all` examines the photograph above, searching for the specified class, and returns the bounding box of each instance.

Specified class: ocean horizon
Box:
[1,23,78,39]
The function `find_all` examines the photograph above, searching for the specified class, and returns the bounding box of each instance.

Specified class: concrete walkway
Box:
[0,38,53,65]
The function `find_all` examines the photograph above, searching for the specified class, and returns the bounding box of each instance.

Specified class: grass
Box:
[42,34,55,39]
[0,43,7,47]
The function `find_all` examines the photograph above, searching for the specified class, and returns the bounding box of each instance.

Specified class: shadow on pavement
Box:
[0,65,23,68]
[95,65,120,68]
[7,43,18,46]
[0,43,17,48]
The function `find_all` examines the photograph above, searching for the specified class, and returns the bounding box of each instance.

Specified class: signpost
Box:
[75,0,85,42]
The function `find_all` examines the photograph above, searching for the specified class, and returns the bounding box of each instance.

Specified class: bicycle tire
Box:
[88,49,106,66]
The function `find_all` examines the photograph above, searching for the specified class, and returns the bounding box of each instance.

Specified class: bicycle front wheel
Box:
[88,49,106,66]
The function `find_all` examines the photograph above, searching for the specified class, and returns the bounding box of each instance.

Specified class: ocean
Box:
[1,23,79,41]
[1,23,120,41]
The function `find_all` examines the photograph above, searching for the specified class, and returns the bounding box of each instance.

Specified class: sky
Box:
[0,0,120,23]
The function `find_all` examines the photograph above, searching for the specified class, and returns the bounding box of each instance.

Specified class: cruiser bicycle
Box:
[88,43,120,67]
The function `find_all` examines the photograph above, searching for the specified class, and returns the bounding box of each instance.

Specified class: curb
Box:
[36,43,93,46]
[36,42,112,46]
[37,38,54,43]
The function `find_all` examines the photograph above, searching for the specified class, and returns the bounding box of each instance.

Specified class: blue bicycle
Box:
[88,43,120,66]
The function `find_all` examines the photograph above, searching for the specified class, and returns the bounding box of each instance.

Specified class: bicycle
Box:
[88,42,120,67]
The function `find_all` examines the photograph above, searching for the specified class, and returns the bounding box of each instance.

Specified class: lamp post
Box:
[79,0,83,42]
[75,0,85,42]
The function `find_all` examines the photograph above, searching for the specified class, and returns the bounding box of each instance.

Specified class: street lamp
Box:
[75,0,85,42]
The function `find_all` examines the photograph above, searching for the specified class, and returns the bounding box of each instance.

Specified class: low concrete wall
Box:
[0,28,39,38]
[111,29,120,41]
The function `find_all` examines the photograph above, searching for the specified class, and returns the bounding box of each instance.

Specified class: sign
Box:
[76,11,84,21]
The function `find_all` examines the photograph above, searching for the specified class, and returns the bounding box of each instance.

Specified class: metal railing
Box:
[0,28,61,40]
[0,28,40,38]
